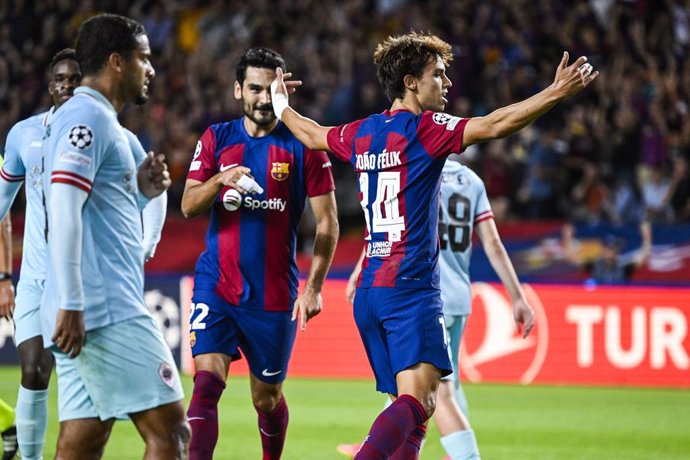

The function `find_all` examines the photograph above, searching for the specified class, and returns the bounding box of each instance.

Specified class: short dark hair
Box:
[236,47,287,86]
[373,31,453,102]
[75,13,146,76]
[50,48,77,73]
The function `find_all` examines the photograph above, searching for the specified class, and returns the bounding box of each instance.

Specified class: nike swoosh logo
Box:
[220,163,239,172]
[187,416,206,421]
[260,428,280,437]
[261,369,282,377]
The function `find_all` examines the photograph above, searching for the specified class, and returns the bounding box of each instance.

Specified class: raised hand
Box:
[552,51,599,98]
[270,68,302,119]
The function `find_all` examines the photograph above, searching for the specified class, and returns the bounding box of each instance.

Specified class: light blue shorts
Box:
[442,314,468,382]
[53,315,184,422]
[13,277,45,346]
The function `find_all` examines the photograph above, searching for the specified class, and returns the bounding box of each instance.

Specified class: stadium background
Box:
[0,0,689,458]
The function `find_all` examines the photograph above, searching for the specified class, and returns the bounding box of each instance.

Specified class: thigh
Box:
[129,400,187,445]
[382,288,452,388]
[76,316,184,421]
[233,308,296,385]
[189,291,242,360]
[57,418,115,460]
[353,287,396,395]
[13,278,44,346]
[193,352,232,381]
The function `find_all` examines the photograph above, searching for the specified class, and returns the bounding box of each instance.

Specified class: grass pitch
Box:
[1,366,689,459]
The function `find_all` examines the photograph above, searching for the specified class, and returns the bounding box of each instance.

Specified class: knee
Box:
[145,420,191,458]
[20,351,53,389]
[252,387,282,413]
[56,429,108,460]
[419,394,437,419]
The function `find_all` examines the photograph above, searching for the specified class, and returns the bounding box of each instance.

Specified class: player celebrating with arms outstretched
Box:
[271,31,597,458]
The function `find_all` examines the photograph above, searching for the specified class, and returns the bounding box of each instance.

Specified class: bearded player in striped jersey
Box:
[182,47,338,460]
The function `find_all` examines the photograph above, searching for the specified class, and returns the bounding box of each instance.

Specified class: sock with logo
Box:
[354,394,428,459]
[15,386,49,460]
[188,371,226,460]
[255,396,288,460]
[389,423,427,459]
[440,429,481,460]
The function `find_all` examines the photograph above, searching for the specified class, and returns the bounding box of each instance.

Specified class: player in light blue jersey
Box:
[0,49,81,460]
[339,159,535,459]
[42,14,189,459]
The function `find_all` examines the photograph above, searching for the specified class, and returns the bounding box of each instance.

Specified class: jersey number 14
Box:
[359,172,406,242]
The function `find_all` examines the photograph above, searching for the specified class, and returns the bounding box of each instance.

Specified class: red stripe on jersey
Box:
[51,170,92,192]
[216,198,242,306]
[0,169,24,182]
[372,132,409,287]
[475,210,494,224]
[263,145,293,311]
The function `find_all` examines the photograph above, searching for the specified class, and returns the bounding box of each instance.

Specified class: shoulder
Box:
[419,111,466,131]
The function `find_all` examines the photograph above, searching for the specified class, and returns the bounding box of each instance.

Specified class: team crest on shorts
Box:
[271,162,289,181]
[189,331,196,347]
[158,362,175,388]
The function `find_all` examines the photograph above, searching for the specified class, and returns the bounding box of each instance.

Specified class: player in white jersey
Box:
[0,49,81,460]
[340,158,535,460]
[42,14,189,459]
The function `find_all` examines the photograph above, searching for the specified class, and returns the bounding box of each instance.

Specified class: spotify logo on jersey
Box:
[222,189,242,211]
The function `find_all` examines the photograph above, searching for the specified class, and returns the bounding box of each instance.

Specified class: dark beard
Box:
[244,106,276,126]
[134,93,149,106]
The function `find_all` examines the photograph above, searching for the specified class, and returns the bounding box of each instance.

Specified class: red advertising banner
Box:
[180,279,690,388]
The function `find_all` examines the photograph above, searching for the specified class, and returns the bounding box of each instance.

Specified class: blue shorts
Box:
[443,314,468,382]
[53,315,184,422]
[13,277,45,346]
[353,287,452,395]
[190,289,297,384]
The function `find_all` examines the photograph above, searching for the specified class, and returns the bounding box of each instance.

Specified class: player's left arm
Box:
[475,217,535,338]
[0,213,13,320]
[462,52,598,147]
[142,191,167,261]
[292,192,339,331]
[271,68,332,152]
[631,220,652,269]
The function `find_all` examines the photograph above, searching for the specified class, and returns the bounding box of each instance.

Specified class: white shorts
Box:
[54,315,184,421]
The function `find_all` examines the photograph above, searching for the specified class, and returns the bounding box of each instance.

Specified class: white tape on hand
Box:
[237,174,264,194]
[270,80,289,120]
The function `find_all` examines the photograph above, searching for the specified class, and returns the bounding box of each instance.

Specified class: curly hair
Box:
[373,31,453,102]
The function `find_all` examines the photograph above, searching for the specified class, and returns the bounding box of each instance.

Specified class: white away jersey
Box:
[438,161,493,316]
[41,87,150,343]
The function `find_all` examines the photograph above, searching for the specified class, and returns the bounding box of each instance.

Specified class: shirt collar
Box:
[74,87,117,115]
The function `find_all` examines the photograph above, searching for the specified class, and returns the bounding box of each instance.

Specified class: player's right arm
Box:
[462,52,598,147]
[271,68,332,152]
[475,217,535,338]
[49,183,86,358]
[181,167,253,218]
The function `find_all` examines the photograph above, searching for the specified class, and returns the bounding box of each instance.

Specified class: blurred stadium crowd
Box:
[1,0,689,230]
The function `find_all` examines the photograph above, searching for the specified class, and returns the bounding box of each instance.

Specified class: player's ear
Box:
[109,52,125,74]
[233,80,242,100]
[403,74,418,92]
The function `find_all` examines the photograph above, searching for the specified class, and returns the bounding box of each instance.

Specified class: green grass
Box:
[1,365,689,459]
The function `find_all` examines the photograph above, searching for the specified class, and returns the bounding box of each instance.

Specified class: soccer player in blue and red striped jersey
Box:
[271,31,598,459]
[182,47,338,460]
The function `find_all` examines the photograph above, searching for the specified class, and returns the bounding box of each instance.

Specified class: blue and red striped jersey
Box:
[327,109,468,289]
[188,119,335,311]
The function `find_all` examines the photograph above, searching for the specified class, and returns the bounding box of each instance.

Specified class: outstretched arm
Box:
[463,52,599,147]
[292,192,339,331]
[475,218,535,338]
[632,221,652,269]
[271,68,333,151]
